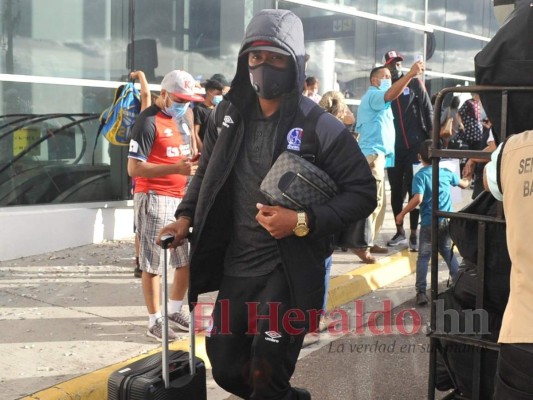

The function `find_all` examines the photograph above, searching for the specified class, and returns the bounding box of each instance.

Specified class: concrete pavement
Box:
[2,244,415,400]
[0,187,473,400]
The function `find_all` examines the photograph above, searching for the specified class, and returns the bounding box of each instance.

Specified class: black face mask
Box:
[390,66,402,80]
[248,63,294,99]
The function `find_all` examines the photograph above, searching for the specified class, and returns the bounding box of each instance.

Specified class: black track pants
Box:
[205,266,307,400]
[387,150,420,231]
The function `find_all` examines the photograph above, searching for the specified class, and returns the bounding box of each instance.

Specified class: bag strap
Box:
[301,104,326,164]
[212,99,233,129]
[527,3,533,60]
[212,100,324,164]
[496,134,512,195]
[412,78,431,138]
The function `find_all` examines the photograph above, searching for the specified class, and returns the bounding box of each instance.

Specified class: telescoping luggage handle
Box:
[160,235,196,389]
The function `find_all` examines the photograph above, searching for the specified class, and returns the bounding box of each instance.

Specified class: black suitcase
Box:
[107,235,207,399]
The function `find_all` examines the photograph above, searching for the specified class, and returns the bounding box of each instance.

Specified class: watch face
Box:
[294,225,310,237]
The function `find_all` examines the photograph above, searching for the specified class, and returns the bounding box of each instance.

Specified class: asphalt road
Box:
[225,272,456,400]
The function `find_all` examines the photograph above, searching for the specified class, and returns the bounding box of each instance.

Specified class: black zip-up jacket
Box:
[391,76,433,155]
[175,10,376,325]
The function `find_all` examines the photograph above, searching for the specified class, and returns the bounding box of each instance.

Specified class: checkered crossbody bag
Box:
[260,151,339,210]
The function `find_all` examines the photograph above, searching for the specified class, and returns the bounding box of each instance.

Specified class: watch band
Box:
[297,211,306,226]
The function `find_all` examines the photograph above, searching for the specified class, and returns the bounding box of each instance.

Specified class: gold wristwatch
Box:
[293,211,310,237]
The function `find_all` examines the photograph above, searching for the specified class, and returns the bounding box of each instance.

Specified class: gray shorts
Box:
[134,192,189,274]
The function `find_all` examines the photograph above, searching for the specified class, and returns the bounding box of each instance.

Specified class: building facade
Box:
[0,0,498,260]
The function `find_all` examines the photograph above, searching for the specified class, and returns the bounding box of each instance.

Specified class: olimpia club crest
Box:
[287,127,303,151]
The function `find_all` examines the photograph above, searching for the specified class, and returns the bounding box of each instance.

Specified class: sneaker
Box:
[134,266,142,278]
[147,317,178,342]
[387,232,407,247]
[302,332,320,348]
[409,235,418,252]
[168,308,190,331]
[416,292,429,306]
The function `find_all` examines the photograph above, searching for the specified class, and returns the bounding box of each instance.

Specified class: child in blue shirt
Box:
[395,139,470,305]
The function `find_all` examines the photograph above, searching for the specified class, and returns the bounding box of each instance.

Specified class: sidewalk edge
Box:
[20,249,415,400]
[327,249,416,311]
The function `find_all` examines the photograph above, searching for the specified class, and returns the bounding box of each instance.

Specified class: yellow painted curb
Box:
[21,251,416,400]
[21,337,206,400]
[326,249,417,311]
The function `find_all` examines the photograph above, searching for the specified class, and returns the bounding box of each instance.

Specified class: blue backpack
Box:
[97,82,141,146]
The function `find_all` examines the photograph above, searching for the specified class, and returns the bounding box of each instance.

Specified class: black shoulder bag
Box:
[260,105,368,248]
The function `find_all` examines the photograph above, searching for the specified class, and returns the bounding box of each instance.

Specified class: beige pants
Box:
[366,154,386,243]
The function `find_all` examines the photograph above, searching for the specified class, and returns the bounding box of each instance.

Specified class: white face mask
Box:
[379,78,392,91]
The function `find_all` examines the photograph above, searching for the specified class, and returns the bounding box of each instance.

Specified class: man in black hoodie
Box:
[159,9,376,400]
[384,50,433,252]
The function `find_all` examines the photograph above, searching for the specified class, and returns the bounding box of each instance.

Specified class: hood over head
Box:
[228,9,306,106]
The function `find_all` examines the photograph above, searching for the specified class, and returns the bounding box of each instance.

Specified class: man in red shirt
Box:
[128,70,203,341]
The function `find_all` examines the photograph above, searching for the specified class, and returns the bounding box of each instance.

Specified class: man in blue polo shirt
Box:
[354,61,424,263]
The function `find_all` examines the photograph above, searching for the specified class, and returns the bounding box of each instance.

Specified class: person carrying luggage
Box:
[158,9,376,399]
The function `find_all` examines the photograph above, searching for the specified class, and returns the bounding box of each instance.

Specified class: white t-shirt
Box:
[487,129,495,143]
[485,142,503,201]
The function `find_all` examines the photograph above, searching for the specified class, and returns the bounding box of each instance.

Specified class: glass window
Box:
[0,82,128,206]
[1,0,253,83]
[132,0,253,84]
[428,0,497,38]
[376,23,425,68]
[334,25,377,102]
[426,77,475,99]
[1,0,129,80]
[426,31,484,77]
[444,0,483,36]
[0,0,499,208]
[314,0,377,14]
[378,0,425,25]
[487,10,500,38]
[279,2,379,101]
[428,0,445,26]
